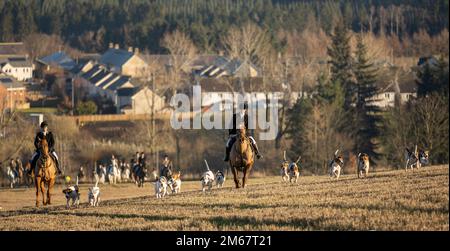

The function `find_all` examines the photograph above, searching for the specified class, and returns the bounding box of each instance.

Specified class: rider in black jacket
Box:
[223,102,262,161]
[29,121,62,175]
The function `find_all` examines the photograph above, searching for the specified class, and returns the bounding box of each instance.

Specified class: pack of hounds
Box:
[59,145,429,207]
[154,159,225,198]
[281,146,430,181]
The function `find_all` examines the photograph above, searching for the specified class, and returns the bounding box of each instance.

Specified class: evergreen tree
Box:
[0,3,14,42]
[286,97,312,169]
[416,56,449,98]
[327,21,355,109]
[353,34,382,163]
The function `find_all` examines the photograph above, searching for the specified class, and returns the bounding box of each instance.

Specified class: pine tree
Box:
[0,3,14,42]
[416,56,449,98]
[327,21,355,109]
[286,97,313,169]
[353,34,382,163]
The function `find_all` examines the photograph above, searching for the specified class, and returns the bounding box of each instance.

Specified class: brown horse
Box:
[34,138,57,207]
[229,125,254,188]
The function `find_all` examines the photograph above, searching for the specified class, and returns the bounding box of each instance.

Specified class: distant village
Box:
[0,41,439,119]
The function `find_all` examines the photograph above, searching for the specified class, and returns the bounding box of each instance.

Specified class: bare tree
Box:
[411,94,449,156]
[222,22,271,65]
[161,29,198,97]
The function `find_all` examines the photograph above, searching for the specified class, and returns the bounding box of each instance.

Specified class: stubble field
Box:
[0,165,448,230]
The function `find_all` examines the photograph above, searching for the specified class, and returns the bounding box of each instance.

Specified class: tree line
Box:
[0,0,448,54]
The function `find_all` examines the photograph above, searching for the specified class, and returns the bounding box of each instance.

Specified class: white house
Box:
[0,57,33,81]
[370,68,418,108]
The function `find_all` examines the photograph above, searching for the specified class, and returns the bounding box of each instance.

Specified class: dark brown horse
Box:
[34,138,56,207]
[229,125,254,188]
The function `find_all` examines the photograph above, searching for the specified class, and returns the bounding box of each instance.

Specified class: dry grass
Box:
[0,165,448,231]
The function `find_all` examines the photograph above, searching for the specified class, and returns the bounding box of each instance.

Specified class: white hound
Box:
[280,151,289,182]
[155,176,168,198]
[357,153,370,178]
[88,180,101,207]
[201,160,215,193]
[329,149,343,179]
[215,170,226,188]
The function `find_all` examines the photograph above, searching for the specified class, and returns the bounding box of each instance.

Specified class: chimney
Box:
[109,42,114,49]
[134,47,139,55]
[114,44,119,49]
[128,46,133,52]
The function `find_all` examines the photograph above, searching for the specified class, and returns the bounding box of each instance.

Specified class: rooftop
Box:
[0,42,27,56]
[100,48,135,69]
[1,57,32,68]
[0,74,25,89]
[38,51,76,70]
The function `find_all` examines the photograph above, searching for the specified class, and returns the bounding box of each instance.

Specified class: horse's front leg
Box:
[40,180,46,205]
[35,178,40,207]
[242,166,250,188]
[231,166,240,188]
[46,179,55,205]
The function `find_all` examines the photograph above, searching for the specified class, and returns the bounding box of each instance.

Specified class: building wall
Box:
[0,84,7,111]
[118,95,132,110]
[122,55,148,78]
[125,88,165,114]
[1,64,32,81]
[3,87,29,110]
[370,91,416,108]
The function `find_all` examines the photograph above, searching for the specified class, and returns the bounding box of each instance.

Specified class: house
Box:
[37,51,77,71]
[0,57,33,81]
[99,44,148,78]
[116,86,165,114]
[0,74,30,111]
[370,68,417,108]
[197,77,300,111]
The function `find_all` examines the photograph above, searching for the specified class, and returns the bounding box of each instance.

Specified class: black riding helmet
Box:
[40,121,48,128]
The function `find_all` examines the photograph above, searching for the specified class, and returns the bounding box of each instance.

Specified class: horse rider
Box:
[77,165,85,180]
[139,152,146,168]
[28,121,62,175]
[223,102,262,161]
[135,152,141,166]
[160,154,173,179]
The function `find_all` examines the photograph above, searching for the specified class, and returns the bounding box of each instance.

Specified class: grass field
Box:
[0,165,448,230]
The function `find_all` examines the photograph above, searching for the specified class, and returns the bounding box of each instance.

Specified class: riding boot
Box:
[251,142,263,159]
[54,158,62,175]
[223,147,230,162]
[28,159,36,176]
